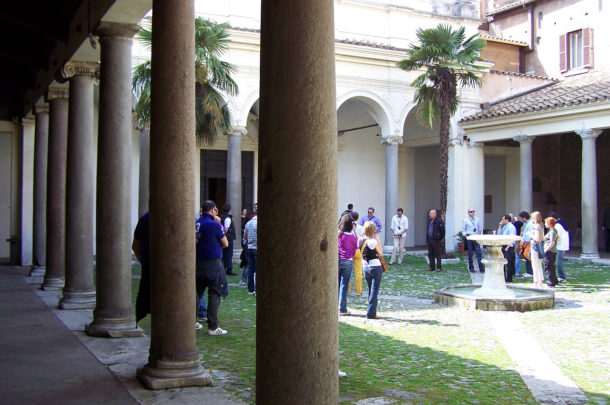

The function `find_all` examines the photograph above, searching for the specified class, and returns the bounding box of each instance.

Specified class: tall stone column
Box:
[30,105,49,276]
[383,135,401,247]
[513,134,534,213]
[137,0,211,389]
[58,62,98,310]
[86,22,143,337]
[227,127,245,237]
[258,0,338,403]
[42,88,69,291]
[468,141,485,231]
[138,127,150,216]
[577,129,601,259]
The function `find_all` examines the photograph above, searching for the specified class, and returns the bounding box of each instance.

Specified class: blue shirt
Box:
[359,215,382,233]
[195,213,225,259]
[499,222,517,247]
[521,220,533,242]
[461,216,481,235]
[244,216,258,249]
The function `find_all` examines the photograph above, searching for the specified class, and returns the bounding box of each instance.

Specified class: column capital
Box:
[231,127,248,137]
[381,135,403,145]
[46,87,69,101]
[34,105,49,114]
[95,22,141,38]
[576,128,602,139]
[61,61,100,80]
[513,135,534,144]
[449,137,462,146]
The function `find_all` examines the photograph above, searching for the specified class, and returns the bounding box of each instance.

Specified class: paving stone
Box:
[382,389,423,400]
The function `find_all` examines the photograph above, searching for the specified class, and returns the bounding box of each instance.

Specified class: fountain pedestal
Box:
[434,234,554,312]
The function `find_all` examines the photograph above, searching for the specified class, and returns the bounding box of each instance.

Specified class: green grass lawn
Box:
[131,255,610,404]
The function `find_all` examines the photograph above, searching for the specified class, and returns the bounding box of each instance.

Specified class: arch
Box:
[336,90,393,137]
[230,89,260,128]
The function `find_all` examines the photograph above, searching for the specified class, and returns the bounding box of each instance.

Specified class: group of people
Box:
[464,208,570,288]
[132,200,259,337]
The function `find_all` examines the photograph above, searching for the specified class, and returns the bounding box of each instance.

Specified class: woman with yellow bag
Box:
[349,212,363,296]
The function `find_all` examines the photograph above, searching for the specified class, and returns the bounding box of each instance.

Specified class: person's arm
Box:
[376,218,382,233]
[132,238,142,263]
[374,235,383,257]
[220,236,229,249]
[461,219,468,235]
[223,217,231,234]
[391,217,396,235]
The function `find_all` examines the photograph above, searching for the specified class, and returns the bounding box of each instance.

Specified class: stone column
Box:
[468,141,485,231]
[383,135,401,247]
[513,135,534,213]
[42,88,69,291]
[258,0,338,403]
[20,118,35,266]
[58,62,98,310]
[136,0,211,389]
[577,129,602,259]
[30,105,49,276]
[227,127,246,237]
[138,127,150,216]
[85,22,143,337]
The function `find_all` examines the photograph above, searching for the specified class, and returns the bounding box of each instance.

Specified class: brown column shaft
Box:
[59,62,98,310]
[86,23,142,337]
[258,0,338,403]
[137,0,211,389]
[31,105,49,275]
[138,128,150,216]
[42,89,69,291]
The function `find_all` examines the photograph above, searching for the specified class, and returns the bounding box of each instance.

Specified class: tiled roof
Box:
[461,70,610,122]
[489,69,552,81]
[479,34,528,47]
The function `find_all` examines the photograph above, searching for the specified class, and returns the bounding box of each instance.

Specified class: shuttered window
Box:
[560,28,593,72]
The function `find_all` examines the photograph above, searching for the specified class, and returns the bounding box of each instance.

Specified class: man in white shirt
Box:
[461,208,484,273]
[390,208,408,265]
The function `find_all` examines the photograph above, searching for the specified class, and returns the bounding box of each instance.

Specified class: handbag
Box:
[520,241,531,262]
[535,241,546,259]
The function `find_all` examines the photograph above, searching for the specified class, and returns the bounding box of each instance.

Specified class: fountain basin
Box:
[434,284,554,312]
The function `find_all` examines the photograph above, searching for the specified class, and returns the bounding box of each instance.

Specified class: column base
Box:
[41,277,65,291]
[580,253,600,260]
[86,315,144,338]
[137,359,213,390]
[29,266,46,277]
[58,290,96,309]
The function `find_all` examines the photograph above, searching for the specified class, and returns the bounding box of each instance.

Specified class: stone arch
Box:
[336,91,394,137]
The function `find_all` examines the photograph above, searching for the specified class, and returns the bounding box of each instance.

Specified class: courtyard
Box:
[3,252,608,404]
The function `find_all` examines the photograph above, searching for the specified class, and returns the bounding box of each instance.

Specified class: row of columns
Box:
[513,130,602,259]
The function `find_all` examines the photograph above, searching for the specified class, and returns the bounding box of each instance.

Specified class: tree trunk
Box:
[439,98,451,256]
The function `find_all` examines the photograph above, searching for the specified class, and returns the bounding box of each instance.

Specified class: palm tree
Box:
[132,17,238,145]
[397,24,485,233]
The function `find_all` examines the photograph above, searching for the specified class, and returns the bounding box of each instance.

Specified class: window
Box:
[559,28,593,72]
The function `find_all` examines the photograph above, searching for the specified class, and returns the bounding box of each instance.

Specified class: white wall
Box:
[484,155,506,231]
[413,145,440,246]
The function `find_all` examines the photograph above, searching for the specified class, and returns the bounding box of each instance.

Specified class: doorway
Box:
[200,149,254,211]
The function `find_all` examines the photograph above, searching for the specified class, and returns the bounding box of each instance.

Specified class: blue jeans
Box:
[556,250,566,280]
[247,249,257,293]
[363,265,383,319]
[197,289,207,318]
[515,251,521,275]
[338,259,353,313]
[466,240,484,271]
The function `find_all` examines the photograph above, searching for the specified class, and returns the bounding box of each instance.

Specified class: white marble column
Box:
[577,129,602,259]
[86,22,143,337]
[30,105,49,276]
[383,135,401,246]
[513,135,534,213]
[59,61,98,310]
[42,88,69,291]
[227,127,246,238]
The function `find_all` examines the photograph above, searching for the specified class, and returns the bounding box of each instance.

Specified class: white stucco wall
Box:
[484,155,506,230]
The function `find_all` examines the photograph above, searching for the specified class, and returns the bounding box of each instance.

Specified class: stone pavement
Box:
[0,264,245,405]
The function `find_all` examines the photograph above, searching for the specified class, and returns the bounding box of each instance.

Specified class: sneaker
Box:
[558,278,566,283]
[196,315,207,322]
[338,370,347,377]
[389,261,395,265]
[435,268,441,272]
[339,311,351,316]
[238,279,247,286]
[469,268,475,273]
[248,291,256,295]
[397,262,402,265]
[522,274,533,278]
[195,322,203,330]
[208,327,228,336]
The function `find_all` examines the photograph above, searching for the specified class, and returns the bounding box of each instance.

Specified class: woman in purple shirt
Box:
[338,214,358,315]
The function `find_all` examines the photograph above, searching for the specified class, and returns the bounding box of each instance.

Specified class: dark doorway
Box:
[200,149,254,211]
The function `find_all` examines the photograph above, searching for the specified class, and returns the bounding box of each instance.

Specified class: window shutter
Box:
[559,34,567,72]
[583,28,593,68]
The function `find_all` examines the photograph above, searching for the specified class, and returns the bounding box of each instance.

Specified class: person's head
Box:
[241,208,247,217]
[396,208,403,217]
[429,209,437,219]
[363,221,376,238]
[351,211,359,222]
[367,207,375,217]
[549,211,559,220]
[347,203,353,210]
[338,214,354,233]
[531,211,542,225]
[501,214,511,225]
[223,203,231,214]
[201,200,216,215]
[468,208,475,218]
[254,202,258,211]
[544,217,556,228]
[519,211,530,221]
